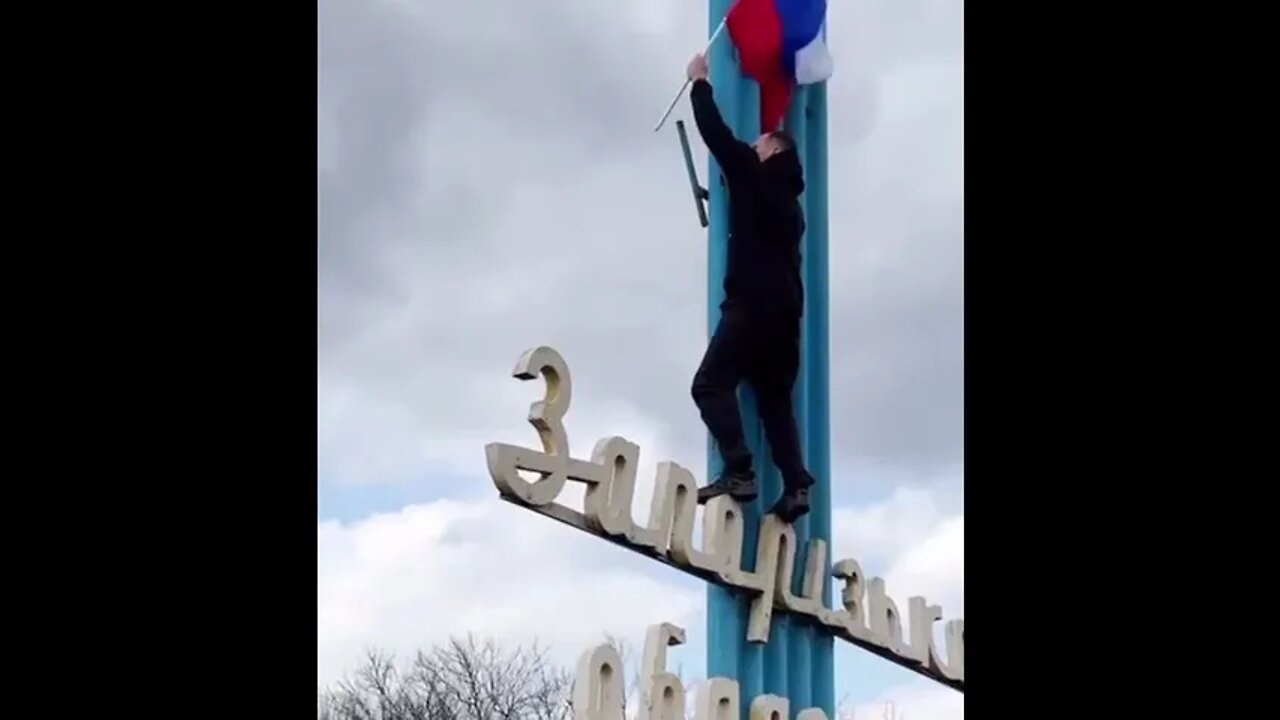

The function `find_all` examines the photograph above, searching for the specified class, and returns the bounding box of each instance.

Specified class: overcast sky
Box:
[319,0,963,717]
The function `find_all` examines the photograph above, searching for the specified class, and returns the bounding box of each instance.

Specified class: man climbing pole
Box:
[685,52,815,524]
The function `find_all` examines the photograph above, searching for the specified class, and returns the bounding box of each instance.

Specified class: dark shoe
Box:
[769,487,811,524]
[697,470,758,504]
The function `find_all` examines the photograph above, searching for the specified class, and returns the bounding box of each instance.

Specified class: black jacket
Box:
[691,79,805,319]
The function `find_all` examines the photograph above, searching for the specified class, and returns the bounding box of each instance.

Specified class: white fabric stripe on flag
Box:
[794,24,833,84]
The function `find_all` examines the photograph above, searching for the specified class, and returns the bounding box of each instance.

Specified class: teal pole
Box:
[804,77,835,720]
[703,0,737,691]
[704,1,761,710]
[702,3,832,719]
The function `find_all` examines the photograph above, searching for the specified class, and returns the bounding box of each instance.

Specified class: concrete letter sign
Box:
[486,347,964,691]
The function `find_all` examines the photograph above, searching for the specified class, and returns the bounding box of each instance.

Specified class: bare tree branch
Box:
[321,637,571,720]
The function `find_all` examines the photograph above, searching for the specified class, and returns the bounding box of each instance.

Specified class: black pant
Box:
[691,304,812,491]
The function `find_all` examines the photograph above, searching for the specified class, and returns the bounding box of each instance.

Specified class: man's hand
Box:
[686,53,709,82]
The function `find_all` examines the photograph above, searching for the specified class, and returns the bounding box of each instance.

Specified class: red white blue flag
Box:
[727,0,833,132]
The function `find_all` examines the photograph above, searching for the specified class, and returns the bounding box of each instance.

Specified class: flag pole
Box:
[652,17,729,132]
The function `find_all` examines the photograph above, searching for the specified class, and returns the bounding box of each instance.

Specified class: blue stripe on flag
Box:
[776,0,827,80]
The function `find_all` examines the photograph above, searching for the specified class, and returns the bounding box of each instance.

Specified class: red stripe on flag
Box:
[727,0,793,131]
[759,82,793,133]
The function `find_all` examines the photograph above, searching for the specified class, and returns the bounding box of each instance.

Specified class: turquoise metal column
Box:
[704,1,761,710]
[703,3,832,719]
[784,86,813,714]
[804,78,835,720]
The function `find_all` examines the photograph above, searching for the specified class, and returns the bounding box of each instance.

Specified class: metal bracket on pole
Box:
[676,120,710,228]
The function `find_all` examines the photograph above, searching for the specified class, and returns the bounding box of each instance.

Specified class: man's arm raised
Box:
[686,54,755,181]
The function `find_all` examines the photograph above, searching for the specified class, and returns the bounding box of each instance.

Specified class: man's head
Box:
[752,130,796,161]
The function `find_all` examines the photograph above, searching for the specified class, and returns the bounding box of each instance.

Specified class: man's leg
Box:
[691,306,758,503]
[750,317,812,523]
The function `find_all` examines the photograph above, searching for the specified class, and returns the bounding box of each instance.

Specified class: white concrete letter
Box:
[639,623,687,720]
[936,619,964,681]
[573,643,625,720]
[824,558,868,639]
[703,496,745,582]
[905,596,940,667]
[583,436,640,537]
[664,462,722,571]
[749,695,789,720]
[867,577,905,654]
[747,514,797,642]
[487,346,578,506]
[694,678,740,720]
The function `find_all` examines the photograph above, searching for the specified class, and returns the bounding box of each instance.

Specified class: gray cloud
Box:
[319,0,963,490]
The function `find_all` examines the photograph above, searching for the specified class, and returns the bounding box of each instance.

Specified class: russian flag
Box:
[726,0,832,132]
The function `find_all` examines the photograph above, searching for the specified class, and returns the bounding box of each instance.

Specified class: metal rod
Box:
[675,120,709,227]
[652,18,728,132]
